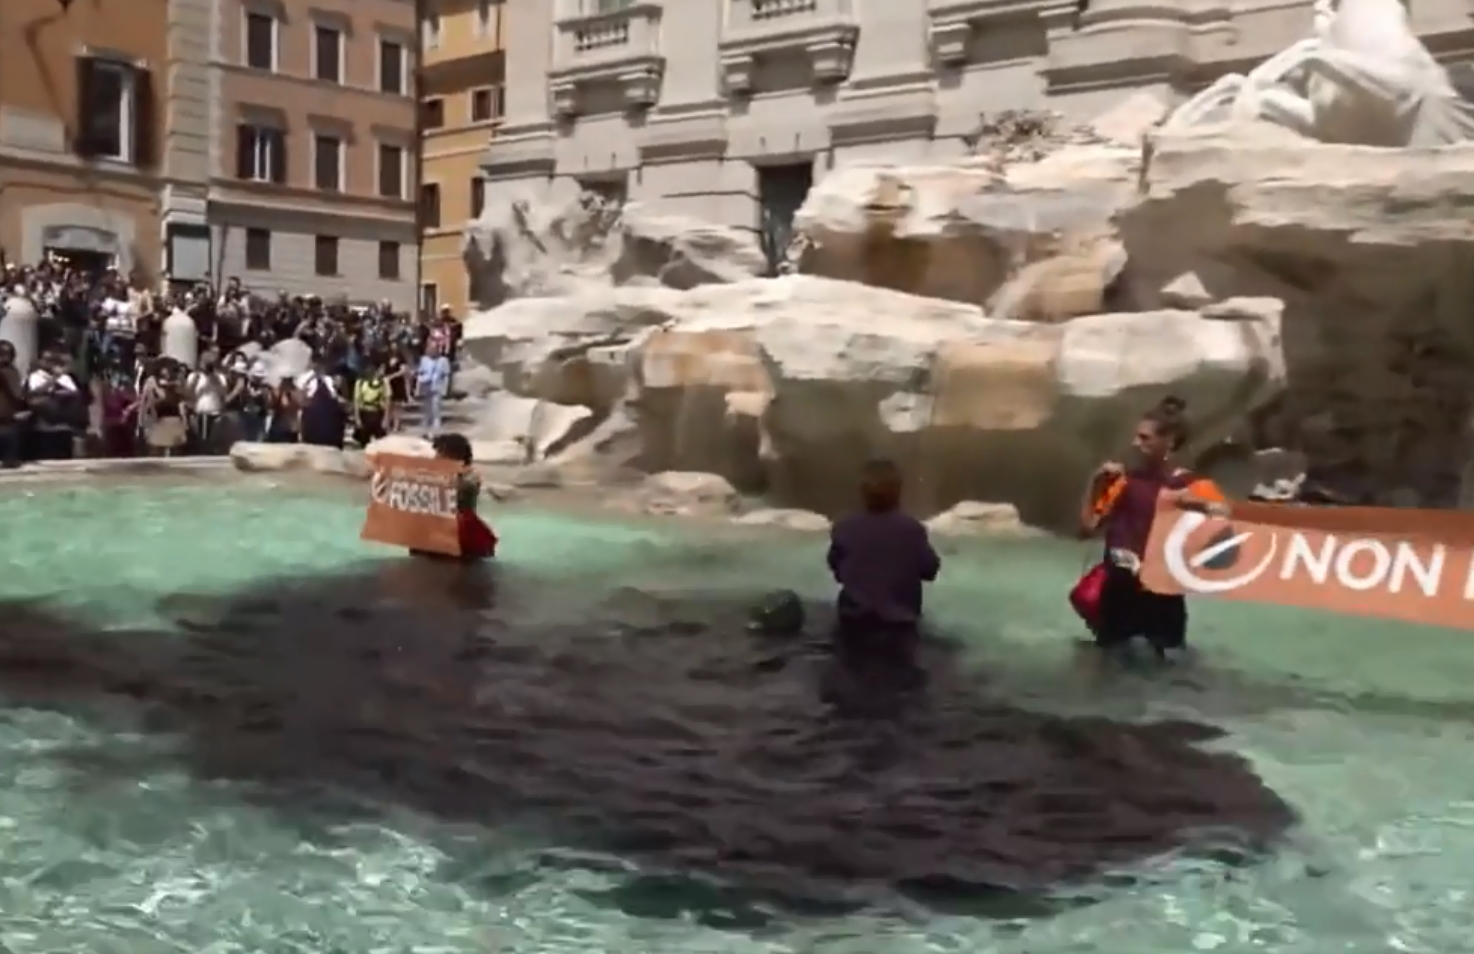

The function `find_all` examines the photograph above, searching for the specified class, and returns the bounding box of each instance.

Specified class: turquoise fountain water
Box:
[1,476,1472,953]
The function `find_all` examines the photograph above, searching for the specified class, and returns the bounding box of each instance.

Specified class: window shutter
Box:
[235,124,253,178]
[269,130,286,184]
[132,67,155,167]
[73,57,98,156]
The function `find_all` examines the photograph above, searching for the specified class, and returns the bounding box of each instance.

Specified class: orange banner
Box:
[360,453,462,557]
[1140,498,1474,629]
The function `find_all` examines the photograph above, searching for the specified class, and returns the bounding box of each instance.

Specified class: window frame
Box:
[312,131,344,192]
[469,86,504,123]
[314,235,340,277]
[311,23,344,83]
[470,176,485,219]
[244,227,272,271]
[377,38,407,96]
[243,10,279,72]
[419,182,442,230]
[378,241,401,280]
[76,58,137,163]
[376,141,407,200]
[236,122,285,183]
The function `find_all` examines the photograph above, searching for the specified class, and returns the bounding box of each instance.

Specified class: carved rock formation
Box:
[462,192,767,309]
[1122,130,1474,506]
[461,276,1283,527]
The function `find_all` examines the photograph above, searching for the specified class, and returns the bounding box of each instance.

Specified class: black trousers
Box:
[353,410,386,447]
[0,422,21,468]
[1095,563,1187,652]
[831,614,921,669]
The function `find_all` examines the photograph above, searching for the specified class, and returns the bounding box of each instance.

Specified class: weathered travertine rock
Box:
[925,501,1039,538]
[463,276,1283,526]
[365,393,593,465]
[461,193,765,308]
[229,442,369,478]
[790,136,1148,321]
[635,471,741,517]
[733,508,831,532]
[1122,130,1474,506]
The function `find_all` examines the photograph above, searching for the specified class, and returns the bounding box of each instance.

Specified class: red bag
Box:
[1069,562,1108,631]
[456,510,498,560]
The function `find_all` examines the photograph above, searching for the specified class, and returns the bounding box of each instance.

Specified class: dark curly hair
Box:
[1144,395,1190,451]
[431,432,473,465]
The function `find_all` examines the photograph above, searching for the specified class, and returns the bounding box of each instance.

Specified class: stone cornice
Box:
[719,16,860,95]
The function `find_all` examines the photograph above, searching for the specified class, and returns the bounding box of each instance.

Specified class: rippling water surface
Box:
[1,477,1473,953]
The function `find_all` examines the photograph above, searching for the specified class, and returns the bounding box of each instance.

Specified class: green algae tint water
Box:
[0,476,1471,954]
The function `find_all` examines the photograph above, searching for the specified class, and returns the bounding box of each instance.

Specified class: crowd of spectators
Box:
[0,254,461,468]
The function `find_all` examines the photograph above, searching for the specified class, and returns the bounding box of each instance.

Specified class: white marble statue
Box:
[1163,0,1474,146]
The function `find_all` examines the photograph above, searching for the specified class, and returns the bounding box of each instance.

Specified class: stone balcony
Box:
[719,0,860,95]
[926,0,1062,67]
[550,2,665,117]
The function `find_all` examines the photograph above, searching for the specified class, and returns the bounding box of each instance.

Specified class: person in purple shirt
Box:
[826,459,941,667]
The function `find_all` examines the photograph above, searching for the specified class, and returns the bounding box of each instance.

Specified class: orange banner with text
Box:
[1139,499,1474,630]
[360,453,462,557]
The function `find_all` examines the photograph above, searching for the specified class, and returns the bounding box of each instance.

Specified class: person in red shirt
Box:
[1077,397,1225,659]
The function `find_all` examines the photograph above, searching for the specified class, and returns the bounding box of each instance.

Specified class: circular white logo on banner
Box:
[1162,511,1279,594]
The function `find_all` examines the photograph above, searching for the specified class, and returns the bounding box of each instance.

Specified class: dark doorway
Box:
[45,247,112,279]
[757,162,813,276]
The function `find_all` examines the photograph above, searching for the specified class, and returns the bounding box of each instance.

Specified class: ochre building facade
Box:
[418,0,505,317]
[0,0,170,280]
[0,0,421,306]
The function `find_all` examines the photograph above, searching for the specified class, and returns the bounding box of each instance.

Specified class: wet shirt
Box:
[1103,466,1193,556]
[826,510,942,626]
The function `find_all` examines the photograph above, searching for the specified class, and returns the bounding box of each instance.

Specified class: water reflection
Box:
[0,559,1297,924]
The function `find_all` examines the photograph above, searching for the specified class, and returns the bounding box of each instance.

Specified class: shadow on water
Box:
[0,559,1298,929]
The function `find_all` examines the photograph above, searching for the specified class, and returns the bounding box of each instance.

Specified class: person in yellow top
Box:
[352,363,394,447]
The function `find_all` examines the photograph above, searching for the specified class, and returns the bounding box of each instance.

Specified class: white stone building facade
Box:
[481,0,1473,267]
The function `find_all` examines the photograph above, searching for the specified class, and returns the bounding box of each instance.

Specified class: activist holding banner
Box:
[1140,495,1474,631]
[360,433,497,561]
[1074,396,1226,659]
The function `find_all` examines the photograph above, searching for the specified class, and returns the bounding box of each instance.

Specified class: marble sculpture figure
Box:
[1164,0,1474,146]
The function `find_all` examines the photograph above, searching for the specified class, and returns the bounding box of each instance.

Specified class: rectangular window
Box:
[235,123,285,183]
[244,228,272,271]
[470,177,485,218]
[378,241,401,280]
[245,12,277,70]
[421,98,444,130]
[419,183,441,230]
[314,236,339,277]
[377,143,405,199]
[313,133,342,191]
[313,25,342,82]
[470,87,504,123]
[378,39,405,95]
[74,57,147,164]
[420,282,438,315]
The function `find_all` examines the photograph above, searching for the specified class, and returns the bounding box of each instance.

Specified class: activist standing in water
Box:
[424,432,497,561]
[1077,397,1225,659]
[826,459,941,670]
